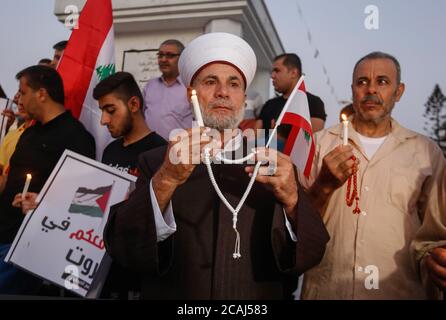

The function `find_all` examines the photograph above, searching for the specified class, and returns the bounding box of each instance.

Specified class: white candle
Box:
[21,173,32,201]
[341,114,349,146]
[191,89,204,127]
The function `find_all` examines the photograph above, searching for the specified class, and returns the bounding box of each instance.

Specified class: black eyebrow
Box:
[202,74,218,80]
[100,103,115,110]
[228,76,242,82]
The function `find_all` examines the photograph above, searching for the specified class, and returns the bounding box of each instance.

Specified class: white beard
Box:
[202,104,244,131]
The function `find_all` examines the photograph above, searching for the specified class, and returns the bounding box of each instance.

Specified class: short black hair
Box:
[93,72,144,109]
[53,40,68,51]
[16,65,65,105]
[274,53,302,73]
[38,58,52,65]
[160,39,185,54]
[353,51,401,84]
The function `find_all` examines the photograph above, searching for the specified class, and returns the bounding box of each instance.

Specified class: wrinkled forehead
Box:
[353,58,398,80]
[192,61,246,88]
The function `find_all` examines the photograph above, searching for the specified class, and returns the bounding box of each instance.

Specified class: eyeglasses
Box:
[157,52,180,59]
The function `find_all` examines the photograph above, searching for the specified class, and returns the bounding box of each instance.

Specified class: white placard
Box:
[5,150,137,298]
[122,49,160,90]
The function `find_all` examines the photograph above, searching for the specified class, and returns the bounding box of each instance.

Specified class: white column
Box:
[204,19,242,37]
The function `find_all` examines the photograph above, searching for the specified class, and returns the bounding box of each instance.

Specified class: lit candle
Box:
[191,89,204,127]
[341,114,349,146]
[21,173,32,201]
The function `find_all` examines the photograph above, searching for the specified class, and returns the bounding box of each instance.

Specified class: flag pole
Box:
[266,74,305,148]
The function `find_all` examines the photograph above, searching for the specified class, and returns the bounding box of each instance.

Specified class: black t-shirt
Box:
[100,131,166,299]
[259,92,326,138]
[101,132,166,177]
[0,111,95,244]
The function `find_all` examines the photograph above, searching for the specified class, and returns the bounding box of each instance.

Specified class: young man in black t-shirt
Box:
[93,71,166,299]
[258,53,327,148]
[94,72,166,177]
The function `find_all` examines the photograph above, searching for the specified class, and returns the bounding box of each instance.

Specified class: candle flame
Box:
[191,89,197,95]
[341,114,347,121]
[26,174,32,179]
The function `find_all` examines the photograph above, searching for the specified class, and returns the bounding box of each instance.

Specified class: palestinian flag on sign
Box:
[68,184,113,218]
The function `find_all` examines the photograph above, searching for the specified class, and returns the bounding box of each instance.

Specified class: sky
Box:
[264,0,446,132]
[1,0,445,134]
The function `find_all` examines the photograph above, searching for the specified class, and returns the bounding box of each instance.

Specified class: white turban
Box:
[178,32,257,89]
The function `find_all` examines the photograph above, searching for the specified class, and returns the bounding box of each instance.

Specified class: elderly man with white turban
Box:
[104,32,329,299]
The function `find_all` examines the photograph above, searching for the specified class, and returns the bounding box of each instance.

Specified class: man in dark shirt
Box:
[0,65,95,294]
[258,53,327,142]
[96,72,166,177]
[104,32,329,300]
[93,71,166,299]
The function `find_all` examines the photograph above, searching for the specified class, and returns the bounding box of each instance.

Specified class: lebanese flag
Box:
[57,0,115,160]
[277,77,315,177]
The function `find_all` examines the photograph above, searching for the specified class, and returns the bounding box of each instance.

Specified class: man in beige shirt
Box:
[299,52,446,299]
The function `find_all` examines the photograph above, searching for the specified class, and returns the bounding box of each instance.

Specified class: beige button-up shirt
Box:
[299,117,446,299]
[411,168,446,299]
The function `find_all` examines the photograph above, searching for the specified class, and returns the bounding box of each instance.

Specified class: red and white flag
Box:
[268,76,315,177]
[57,0,115,160]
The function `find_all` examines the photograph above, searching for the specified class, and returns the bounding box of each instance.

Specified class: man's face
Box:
[13,91,20,105]
[18,77,39,119]
[14,91,30,120]
[50,49,63,69]
[99,93,133,138]
[351,58,404,125]
[157,44,180,78]
[271,57,296,94]
[193,63,246,131]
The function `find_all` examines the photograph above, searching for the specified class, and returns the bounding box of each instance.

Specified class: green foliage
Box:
[423,84,446,155]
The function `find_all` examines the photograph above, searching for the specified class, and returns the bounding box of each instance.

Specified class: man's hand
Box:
[1,109,16,133]
[152,127,220,213]
[155,127,219,186]
[316,145,357,190]
[12,192,38,214]
[308,145,358,213]
[245,147,298,223]
[425,247,446,290]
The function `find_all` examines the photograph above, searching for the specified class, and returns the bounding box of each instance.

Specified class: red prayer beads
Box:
[346,155,361,214]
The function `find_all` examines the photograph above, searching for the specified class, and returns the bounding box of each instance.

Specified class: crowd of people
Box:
[0,31,444,300]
